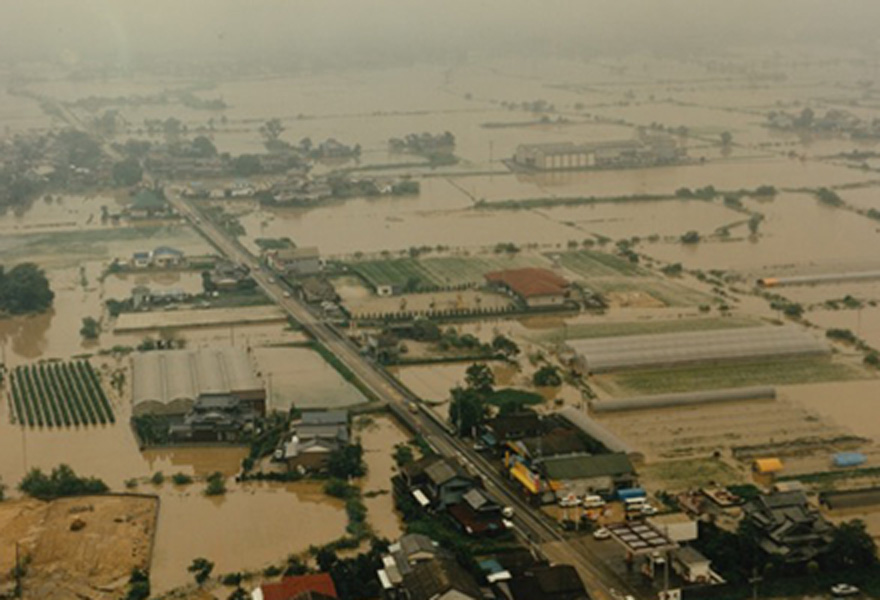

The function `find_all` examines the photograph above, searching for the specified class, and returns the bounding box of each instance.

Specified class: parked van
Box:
[624,497,647,513]
[583,495,606,509]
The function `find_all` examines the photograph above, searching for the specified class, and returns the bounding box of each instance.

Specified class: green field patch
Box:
[486,388,544,412]
[639,458,745,492]
[608,357,868,396]
[550,250,645,278]
[9,360,115,428]
[350,254,551,290]
[589,277,712,307]
[529,317,759,343]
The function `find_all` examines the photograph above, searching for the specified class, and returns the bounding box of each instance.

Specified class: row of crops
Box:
[8,360,115,428]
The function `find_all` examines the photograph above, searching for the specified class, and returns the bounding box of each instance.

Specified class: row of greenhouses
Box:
[9,360,114,428]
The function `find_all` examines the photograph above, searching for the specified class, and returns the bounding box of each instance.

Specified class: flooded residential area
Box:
[4,2,880,600]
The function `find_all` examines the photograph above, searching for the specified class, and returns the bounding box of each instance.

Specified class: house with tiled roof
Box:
[252,572,338,600]
[485,268,570,308]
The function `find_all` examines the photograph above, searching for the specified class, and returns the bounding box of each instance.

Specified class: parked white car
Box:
[592,527,611,540]
[831,583,860,597]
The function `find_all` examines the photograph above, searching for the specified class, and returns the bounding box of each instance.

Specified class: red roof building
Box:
[485,268,570,308]
[254,573,338,600]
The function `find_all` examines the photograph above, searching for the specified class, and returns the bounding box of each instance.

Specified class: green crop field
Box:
[9,360,115,428]
[588,277,713,307]
[529,317,759,343]
[351,254,551,290]
[606,357,869,396]
[550,250,645,278]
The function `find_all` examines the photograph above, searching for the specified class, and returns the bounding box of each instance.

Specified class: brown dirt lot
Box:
[0,494,158,599]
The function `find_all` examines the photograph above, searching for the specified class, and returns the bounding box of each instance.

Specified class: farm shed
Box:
[538,452,636,497]
[591,386,775,413]
[485,268,570,308]
[567,326,828,373]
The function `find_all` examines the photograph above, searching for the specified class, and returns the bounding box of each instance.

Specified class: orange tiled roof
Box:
[485,268,569,298]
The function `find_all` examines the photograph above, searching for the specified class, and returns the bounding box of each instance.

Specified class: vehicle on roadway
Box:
[502,506,515,519]
[267,277,276,284]
[283,291,291,298]
[831,583,860,597]
[641,503,658,516]
[592,527,611,540]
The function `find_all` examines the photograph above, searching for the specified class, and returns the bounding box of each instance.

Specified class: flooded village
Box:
[5,2,880,600]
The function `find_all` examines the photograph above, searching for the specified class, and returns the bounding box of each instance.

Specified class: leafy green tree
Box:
[464,363,494,396]
[327,444,366,479]
[228,588,249,600]
[192,135,218,157]
[680,230,701,244]
[392,443,414,467]
[492,334,520,359]
[205,472,226,496]
[19,464,108,500]
[80,317,101,340]
[748,214,763,235]
[316,547,339,572]
[449,386,487,436]
[112,158,143,186]
[0,263,54,314]
[533,365,562,387]
[188,557,214,585]
[230,154,262,177]
[824,519,878,570]
[125,568,150,600]
[260,118,285,142]
[411,319,440,341]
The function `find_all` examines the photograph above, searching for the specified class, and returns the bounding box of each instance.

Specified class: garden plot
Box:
[597,356,868,397]
[549,249,713,307]
[8,360,114,428]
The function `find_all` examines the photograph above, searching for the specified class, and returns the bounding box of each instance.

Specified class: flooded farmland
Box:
[254,346,368,410]
[6,6,880,596]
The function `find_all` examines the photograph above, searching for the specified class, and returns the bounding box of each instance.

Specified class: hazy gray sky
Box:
[2,1,879,67]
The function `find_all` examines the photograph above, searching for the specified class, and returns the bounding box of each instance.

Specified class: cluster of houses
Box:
[766,107,880,139]
[398,454,511,537]
[129,245,186,269]
[249,535,590,600]
[377,533,589,600]
[479,410,637,505]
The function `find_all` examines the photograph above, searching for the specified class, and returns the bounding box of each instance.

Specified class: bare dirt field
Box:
[113,305,287,332]
[0,494,158,600]
[594,396,870,477]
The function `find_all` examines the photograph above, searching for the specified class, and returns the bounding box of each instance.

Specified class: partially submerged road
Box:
[167,192,641,600]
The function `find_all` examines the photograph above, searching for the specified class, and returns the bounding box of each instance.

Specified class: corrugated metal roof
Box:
[132,347,262,410]
[568,326,828,372]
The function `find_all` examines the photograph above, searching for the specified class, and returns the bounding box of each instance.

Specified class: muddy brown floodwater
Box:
[150,480,346,593]
[357,416,410,540]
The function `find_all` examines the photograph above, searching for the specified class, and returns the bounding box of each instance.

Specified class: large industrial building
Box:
[512,133,684,171]
[132,347,265,417]
[566,326,829,373]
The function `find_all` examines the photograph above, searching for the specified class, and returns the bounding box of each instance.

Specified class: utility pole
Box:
[749,566,763,600]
